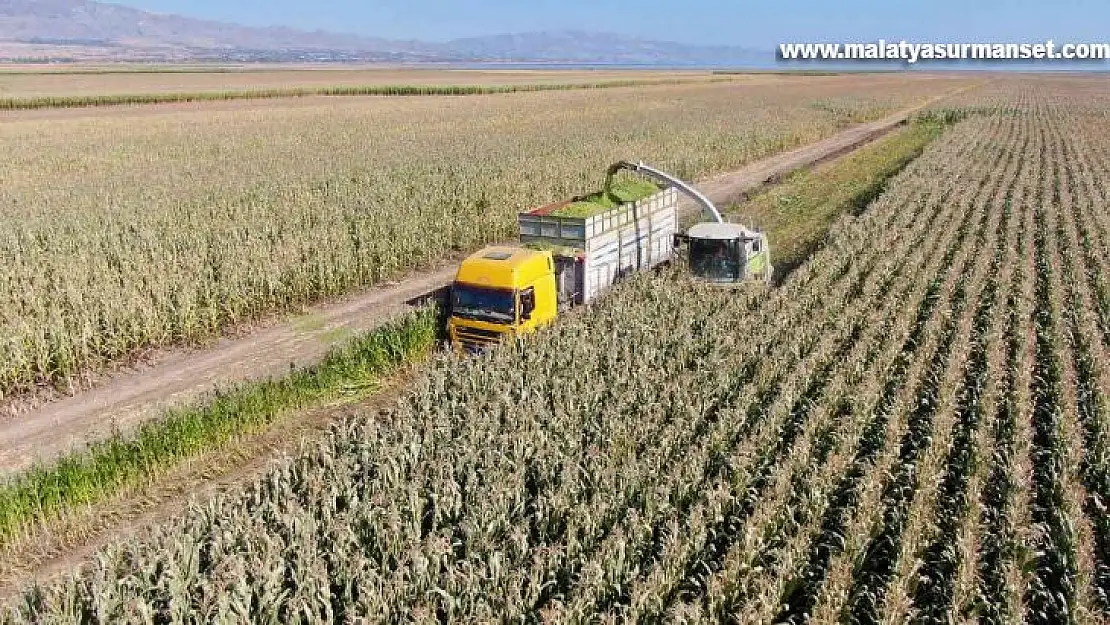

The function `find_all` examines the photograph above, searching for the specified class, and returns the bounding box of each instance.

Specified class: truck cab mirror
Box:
[520,287,536,320]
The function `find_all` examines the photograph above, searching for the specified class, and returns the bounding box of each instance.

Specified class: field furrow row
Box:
[897,129,1017,624]
[1023,111,1080,623]
[1041,108,1110,618]
[772,107,1016,625]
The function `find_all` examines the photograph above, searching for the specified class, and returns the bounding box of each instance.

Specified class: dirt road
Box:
[0,94,958,478]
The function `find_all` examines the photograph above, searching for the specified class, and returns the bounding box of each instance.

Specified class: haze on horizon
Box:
[121,0,1108,48]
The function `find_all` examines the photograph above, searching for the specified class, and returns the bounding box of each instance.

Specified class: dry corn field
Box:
[0,74,971,401]
[2,77,1107,623]
[0,68,720,98]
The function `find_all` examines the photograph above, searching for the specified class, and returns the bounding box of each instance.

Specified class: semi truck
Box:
[447,162,771,353]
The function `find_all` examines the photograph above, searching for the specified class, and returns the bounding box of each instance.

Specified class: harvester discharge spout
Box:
[604,160,773,285]
[604,160,726,225]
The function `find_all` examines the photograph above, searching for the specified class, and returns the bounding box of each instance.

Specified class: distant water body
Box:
[429,61,1108,73]
[425,62,776,71]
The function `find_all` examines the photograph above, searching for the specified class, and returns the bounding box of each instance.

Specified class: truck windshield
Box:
[691,238,742,282]
[451,284,516,323]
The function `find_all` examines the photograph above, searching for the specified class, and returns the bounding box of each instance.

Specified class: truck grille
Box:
[454,326,504,352]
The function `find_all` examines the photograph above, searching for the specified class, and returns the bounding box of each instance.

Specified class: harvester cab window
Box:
[520,287,536,320]
[690,238,742,282]
[452,284,516,323]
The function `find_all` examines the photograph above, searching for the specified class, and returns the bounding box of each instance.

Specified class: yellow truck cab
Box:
[448,246,559,352]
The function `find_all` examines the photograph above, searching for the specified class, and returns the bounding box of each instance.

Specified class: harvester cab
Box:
[685,222,772,284]
[603,161,773,285]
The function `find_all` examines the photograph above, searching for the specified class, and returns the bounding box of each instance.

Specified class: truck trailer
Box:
[448,186,678,352]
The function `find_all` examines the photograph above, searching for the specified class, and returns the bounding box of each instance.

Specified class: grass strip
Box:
[0,307,439,548]
[730,112,958,278]
[0,78,734,111]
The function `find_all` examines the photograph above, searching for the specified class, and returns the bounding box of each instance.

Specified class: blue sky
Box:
[123,0,1104,47]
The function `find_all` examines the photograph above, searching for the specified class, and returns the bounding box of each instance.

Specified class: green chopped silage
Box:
[549,178,660,218]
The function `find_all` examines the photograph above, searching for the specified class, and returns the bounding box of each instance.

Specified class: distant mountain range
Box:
[0,0,768,64]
